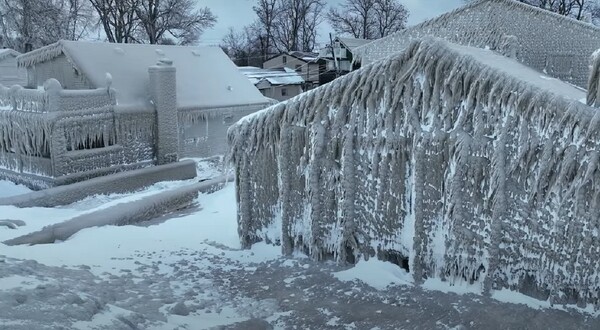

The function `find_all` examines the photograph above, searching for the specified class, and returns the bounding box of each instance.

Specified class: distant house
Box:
[263,51,320,89]
[317,37,371,85]
[0,49,26,86]
[239,66,304,101]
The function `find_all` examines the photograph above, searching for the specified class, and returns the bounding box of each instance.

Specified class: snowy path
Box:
[0,164,599,329]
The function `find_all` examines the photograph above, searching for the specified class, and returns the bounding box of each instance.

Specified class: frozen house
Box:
[317,36,370,84]
[0,40,271,189]
[229,0,600,309]
[0,49,26,86]
[352,0,600,88]
[263,51,320,89]
[239,66,304,101]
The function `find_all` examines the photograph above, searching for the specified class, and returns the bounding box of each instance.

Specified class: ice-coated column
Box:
[149,58,179,165]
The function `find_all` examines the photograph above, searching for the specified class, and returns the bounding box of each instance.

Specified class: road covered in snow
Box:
[0,161,599,329]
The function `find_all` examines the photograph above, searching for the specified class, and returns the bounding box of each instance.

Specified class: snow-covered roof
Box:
[0,49,20,61]
[289,51,319,62]
[17,40,268,109]
[239,66,304,86]
[336,37,371,51]
[266,51,319,64]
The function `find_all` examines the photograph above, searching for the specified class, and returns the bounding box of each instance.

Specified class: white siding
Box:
[27,54,92,89]
[0,56,26,86]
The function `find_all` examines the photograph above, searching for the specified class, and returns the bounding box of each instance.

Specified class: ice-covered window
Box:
[281,88,287,96]
[282,56,287,64]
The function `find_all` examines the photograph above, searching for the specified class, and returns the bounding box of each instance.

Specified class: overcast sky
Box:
[199,0,464,46]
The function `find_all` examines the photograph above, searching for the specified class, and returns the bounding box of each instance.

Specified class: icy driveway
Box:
[1,184,599,329]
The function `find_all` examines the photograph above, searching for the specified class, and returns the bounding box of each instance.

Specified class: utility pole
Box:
[329,33,340,79]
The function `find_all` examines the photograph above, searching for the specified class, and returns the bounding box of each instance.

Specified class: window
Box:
[282,55,287,64]
[281,88,288,97]
[295,64,302,72]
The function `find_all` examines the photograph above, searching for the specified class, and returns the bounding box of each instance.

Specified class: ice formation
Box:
[229,37,600,307]
[352,0,600,88]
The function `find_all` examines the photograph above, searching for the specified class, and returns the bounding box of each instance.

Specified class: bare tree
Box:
[465,0,592,20]
[89,0,216,44]
[221,27,252,66]
[0,0,94,51]
[273,0,325,52]
[55,0,95,40]
[327,0,408,40]
[222,0,326,66]
[300,0,325,51]
[88,0,141,43]
[328,0,375,39]
[253,0,278,61]
[373,0,408,38]
[135,0,216,44]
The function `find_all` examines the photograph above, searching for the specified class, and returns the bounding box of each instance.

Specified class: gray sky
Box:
[198,0,464,46]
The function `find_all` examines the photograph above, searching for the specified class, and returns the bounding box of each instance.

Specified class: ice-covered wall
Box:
[178,102,275,158]
[354,0,600,88]
[26,54,92,89]
[230,38,600,307]
[0,55,27,86]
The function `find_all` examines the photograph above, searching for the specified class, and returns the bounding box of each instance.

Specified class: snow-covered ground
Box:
[1,160,599,329]
[0,181,30,198]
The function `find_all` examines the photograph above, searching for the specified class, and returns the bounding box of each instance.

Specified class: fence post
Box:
[44,78,62,112]
[9,85,22,111]
[149,58,179,165]
[587,49,600,107]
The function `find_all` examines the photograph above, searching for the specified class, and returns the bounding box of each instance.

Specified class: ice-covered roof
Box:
[336,37,371,51]
[289,51,319,62]
[445,42,585,101]
[239,66,304,86]
[353,0,600,65]
[266,51,319,64]
[0,49,20,61]
[17,40,268,109]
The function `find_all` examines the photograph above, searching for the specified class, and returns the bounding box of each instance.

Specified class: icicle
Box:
[16,41,65,68]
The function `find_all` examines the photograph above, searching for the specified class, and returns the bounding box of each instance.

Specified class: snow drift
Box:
[229,37,600,308]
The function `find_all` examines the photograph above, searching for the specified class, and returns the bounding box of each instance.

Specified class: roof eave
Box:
[16,41,66,68]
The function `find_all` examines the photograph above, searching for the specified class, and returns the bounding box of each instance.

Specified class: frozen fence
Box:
[0,79,120,187]
[0,84,48,113]
[229,37,600,308]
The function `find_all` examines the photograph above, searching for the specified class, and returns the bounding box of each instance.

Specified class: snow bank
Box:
[0,180,30,198]
[334,259,413,290]
[0,160,197,208]
[229,37,600,307]
[3,175,231,246]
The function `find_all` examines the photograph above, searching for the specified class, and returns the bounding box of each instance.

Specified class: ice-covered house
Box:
[0,40,271,189]
[0,49,26,86]
[317,36,370,85]
[263,51,320,89]
[229,1,600,309]
[239,66,304,101]
[353,0,600,89]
